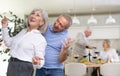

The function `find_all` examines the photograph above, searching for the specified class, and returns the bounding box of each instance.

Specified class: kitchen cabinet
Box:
[68,25,120,39]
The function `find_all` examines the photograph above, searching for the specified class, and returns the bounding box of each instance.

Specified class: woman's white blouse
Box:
[2,28,47,68]
[99,48,120,62]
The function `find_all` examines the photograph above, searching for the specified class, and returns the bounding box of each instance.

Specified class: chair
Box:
[65,63,87,76]
[100,63,120,76]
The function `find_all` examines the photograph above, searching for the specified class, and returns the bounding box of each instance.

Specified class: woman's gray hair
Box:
[28,8,49,33]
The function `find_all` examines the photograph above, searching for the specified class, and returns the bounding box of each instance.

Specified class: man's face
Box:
[53,16,69,32]
[85,31,92,37]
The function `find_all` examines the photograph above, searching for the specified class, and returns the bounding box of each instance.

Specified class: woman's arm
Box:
[1,17,13,47]
[32,37,47,69]
[112,49,120,62]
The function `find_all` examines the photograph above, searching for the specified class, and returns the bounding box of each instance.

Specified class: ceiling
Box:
[0,0,120,17]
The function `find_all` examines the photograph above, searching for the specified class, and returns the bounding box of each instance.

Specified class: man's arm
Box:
[76,32,94,49]
[58,38,72,63]
[75,32,87,47]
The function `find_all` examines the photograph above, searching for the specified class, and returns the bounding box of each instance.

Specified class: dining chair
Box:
[100,63,120,76]
[65,63,87,76]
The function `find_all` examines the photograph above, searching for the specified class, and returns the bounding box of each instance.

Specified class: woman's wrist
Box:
[2,26,7,28]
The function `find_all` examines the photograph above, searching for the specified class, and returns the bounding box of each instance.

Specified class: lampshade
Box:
[72,16,80,24]
[105,15,116,24]
[87,15,97,24]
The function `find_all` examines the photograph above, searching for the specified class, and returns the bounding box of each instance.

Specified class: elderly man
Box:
[36,14,72,76]
[73,27,94,59]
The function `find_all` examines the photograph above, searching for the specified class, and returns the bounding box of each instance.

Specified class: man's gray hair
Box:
[29,8,49,33]
[84,27,92,32]
[60,14,72,29]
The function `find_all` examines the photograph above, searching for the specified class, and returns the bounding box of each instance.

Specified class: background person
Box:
[2,8,48,76]
[72,27,95,59]
[99,39,119,63]
[92,39,120,76]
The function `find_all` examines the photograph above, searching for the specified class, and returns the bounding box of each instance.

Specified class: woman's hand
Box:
[32,56,43,65]
[1,16,8,28]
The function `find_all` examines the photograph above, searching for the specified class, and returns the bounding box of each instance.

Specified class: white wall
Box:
[68,25,120,39]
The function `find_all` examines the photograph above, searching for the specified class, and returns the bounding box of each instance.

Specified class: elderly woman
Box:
[92,39,120,76]
[99,39,119,63]
[1,8,48,76]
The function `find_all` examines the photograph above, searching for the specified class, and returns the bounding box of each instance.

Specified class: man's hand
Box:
[87,45,96,49]
[87,45,93,49]
[62,38,72,51]
[58,38,72,63]
[32,56,43,65]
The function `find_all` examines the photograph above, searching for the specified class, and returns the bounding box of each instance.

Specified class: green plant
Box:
[1,11,26,36]
[0,48,10,62]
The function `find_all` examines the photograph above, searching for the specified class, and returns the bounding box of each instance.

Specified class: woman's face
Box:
[28,10,44,29]
[103,41,109,49]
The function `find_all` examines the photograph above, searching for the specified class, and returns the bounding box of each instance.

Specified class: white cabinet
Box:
[68,25,120,39]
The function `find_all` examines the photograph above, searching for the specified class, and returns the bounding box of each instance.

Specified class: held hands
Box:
[1,16,8,28]
[32,56,43,65]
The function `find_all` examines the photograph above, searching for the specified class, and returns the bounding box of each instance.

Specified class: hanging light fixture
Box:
[72,15,80,24]
[105,14,116,24]
[72,0,80,24]
[105,0,116,24]
[87,15,97,24]
[87,0,97,25]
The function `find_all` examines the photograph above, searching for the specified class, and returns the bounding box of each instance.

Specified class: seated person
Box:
[92,39,119,76]
[99,39,119,63]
